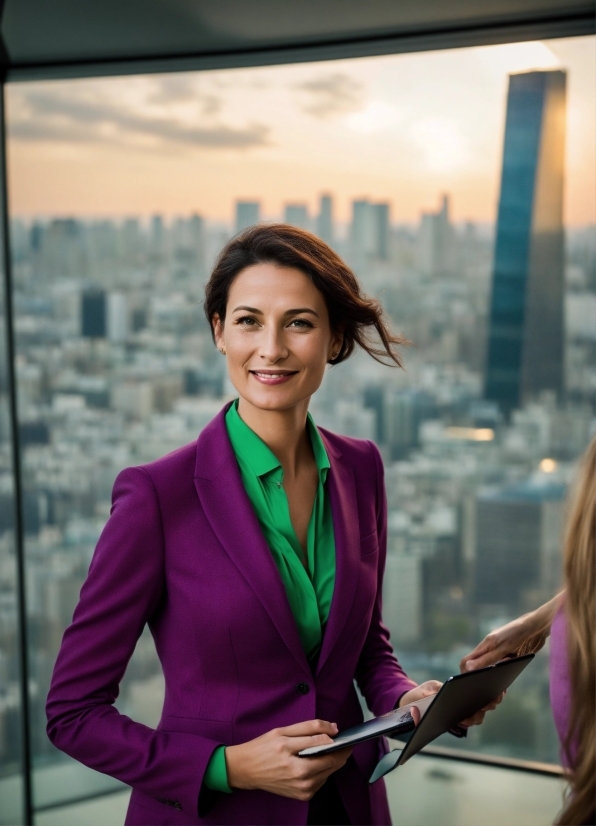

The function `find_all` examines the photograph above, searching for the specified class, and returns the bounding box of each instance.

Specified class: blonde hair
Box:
[557,435,596,825]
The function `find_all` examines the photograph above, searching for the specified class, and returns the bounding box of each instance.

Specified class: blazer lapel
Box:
[193,407,310,675]
[316,433,361,675]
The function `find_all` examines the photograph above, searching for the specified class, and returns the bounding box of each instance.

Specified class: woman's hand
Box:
[459,592,563,673]
[224,720,352,801]
[398,680,442,709]
[397,679,504,728]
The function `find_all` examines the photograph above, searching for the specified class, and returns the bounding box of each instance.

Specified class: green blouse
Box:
[204,400,336,794]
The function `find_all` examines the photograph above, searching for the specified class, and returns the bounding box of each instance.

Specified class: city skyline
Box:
[6,37,595,226]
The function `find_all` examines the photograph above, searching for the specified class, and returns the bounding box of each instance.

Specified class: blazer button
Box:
[296,682,310,695]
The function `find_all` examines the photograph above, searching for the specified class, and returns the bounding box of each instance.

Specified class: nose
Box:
[259,322,288,363]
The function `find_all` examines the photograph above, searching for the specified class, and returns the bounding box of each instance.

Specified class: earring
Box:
[219,348,226,355]
[331,352,338,359]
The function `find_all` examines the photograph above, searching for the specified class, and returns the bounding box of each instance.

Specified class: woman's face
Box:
[213,263,342,413]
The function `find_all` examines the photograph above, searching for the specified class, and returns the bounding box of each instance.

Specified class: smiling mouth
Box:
[249,370,299,385]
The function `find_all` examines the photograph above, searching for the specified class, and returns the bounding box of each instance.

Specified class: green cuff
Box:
[204,746,232,794]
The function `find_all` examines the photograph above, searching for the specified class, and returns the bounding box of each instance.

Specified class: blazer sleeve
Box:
[354,442,417,716]
[46,466,222,818]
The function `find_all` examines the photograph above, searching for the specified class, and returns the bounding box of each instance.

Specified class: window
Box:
[4,35,595,809]
[0,219,26,822]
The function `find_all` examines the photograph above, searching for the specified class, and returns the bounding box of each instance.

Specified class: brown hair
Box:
[557,435,596,825]
[204,223,407,366]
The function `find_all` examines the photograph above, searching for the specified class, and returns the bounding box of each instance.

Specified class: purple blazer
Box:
[46,405,415,825]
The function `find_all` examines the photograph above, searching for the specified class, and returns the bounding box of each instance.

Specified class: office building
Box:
[417,194,454,276]
[474,480,565,610]
[150,214,164,255]
[106,293,128,343]
[371,202,390,260]
[81,290,128,342]
[284,203,309,230]
[384,389,436,458]
[235,201,260,234]
[350,199,391,260]
[351,199,373,258]
[81,289,107,338]
[485,71,567,414]
[383,550,422,643]
[316,194,334,246]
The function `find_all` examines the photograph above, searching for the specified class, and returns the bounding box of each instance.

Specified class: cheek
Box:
[297,339,329,379]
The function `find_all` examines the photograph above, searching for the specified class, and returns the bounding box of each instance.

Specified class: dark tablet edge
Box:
[297,718,416,758]
[395,653,535,767]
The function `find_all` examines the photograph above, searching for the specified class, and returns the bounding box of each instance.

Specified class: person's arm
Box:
[46,467,225,818]
[354,443,417,715]
[460,592,564,673]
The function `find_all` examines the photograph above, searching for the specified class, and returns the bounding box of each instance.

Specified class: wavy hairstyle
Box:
[557,435,596,826]
[204,223,408,366]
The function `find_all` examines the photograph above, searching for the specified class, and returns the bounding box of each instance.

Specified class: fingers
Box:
[398,680,442,707]
[286,733,336,753]
[460,641,491,673]
[419,680,442,695]
[461,648,506,672]
[277,720,338,739]
[292,746,353,797]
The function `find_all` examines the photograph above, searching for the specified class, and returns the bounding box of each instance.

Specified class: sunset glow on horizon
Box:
[6,36,595,226]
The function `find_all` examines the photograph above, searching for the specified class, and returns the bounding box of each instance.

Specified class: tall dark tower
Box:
[485,70,566,414]
[81,289,107,338]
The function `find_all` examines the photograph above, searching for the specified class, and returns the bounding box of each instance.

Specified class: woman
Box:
[47,225,489,826]
[461,436,596,825]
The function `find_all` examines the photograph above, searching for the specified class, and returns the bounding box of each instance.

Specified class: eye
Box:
[235,315,259,327]
[288,318,314,329]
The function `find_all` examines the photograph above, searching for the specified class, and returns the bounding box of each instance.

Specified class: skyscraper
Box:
[235,201,260,234]
[284,204,309,230]
[474,480,565,610]
[81,289,128,342]
[81,289,106,338]
[350,199,373,258]
[371,202,390,261]
[417,194,454,277]
[485,71,567,414]
[316,194,333,246]
[350,199,391,260]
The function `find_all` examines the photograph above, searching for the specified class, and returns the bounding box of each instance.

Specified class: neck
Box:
[237,396,312,476]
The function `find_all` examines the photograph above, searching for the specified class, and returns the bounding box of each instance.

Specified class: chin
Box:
[239,385,310,413]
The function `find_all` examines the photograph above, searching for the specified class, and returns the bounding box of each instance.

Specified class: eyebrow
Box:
[232,306,319,318]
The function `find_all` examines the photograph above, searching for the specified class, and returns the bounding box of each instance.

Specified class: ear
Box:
[329,331,343,361]
[212,314,224,350]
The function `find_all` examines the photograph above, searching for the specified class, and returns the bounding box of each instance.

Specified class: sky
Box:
[6,36,595,226]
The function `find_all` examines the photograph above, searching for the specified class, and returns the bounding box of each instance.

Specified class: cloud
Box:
[8,87,269,150]
[294,72,364,118]
[148,76,222,116]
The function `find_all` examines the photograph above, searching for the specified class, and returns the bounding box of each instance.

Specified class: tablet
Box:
[369,653,534,783]
[297,694,435,757]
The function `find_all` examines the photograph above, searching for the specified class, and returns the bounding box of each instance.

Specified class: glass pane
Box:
[0,182,25,821]
[384,749,566,826]
[4,35,595,811]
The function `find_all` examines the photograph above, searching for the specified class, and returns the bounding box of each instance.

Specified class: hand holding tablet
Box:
[298,654,534,779]
[298,693,436,757]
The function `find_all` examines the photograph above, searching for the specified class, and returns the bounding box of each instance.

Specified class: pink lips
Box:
[249,370,298,385]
